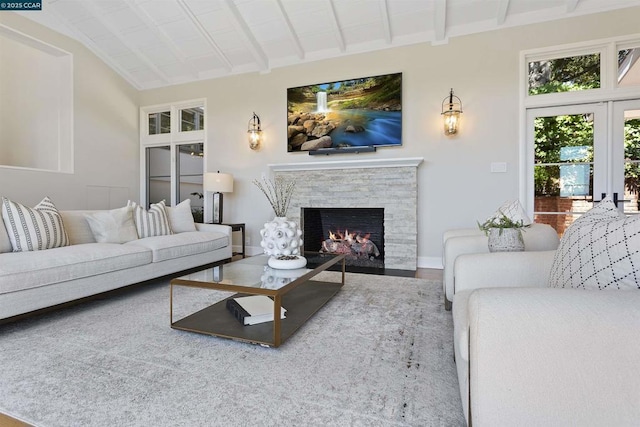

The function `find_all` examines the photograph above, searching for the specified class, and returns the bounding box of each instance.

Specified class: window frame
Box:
[519,34,640,212]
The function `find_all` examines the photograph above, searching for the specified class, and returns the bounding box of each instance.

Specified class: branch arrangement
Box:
[253,176,296,217]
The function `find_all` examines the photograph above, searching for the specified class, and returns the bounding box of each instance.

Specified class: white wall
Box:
[138,7,640,267]
[0,13,139,210]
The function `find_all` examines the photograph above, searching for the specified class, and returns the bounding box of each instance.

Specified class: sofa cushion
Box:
[60,211,98,244]
[128,200,173,238]
[548,197,640,290]
[126,231,228,263]
[0,243,152,295]
[85,206,138,243]
[1,197,70,252]
[166,199,197,233]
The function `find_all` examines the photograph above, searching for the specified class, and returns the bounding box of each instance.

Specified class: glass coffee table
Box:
[170,253,345,347]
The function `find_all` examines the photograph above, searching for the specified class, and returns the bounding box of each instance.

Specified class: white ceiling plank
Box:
[434,0,447,42]
[274,0,305,59]
[127,1,200,79]
[82,1,171,85]
[566,0,581,13]
[325,0,346,52]
[176,0,233,71]
[221,0,269,71]
[379,0,392,44]
[496,0,510,25]
[43,2,143,89]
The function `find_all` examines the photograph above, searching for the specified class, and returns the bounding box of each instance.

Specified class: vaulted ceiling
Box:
[19,0,640,90]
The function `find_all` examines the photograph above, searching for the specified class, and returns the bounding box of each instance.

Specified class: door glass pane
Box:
[180,107,204,132]
[146,146,171,206]
[618,48,640,87]
[534,114,594,235]
[624,111,640,214]
[177,143,204,222]
[528,53,600,95]
[148,111,171,135]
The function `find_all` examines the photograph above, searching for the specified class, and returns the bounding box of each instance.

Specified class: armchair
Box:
[442,223,559,310]
[451,250,640,426]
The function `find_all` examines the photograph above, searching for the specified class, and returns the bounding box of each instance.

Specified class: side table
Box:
[223,223,245,258]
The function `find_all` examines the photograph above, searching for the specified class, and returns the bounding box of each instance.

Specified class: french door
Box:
[527,100,640,234]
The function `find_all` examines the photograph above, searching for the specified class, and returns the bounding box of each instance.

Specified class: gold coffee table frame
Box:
[170,254,345,347]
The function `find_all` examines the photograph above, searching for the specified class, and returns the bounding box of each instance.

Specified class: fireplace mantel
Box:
[269,157,423,172]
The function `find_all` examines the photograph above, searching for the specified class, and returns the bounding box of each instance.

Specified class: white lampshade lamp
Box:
[203,171,234,224]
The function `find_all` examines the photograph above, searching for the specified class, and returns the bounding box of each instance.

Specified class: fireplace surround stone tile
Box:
[270,158,422,271]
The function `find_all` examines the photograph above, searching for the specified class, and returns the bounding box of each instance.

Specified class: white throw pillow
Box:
[1,196,70,252]
[85,206,138,243]
[165,199,197,233]
[548,197,640,290]
[487,200,532,226]
[127,200,173,238]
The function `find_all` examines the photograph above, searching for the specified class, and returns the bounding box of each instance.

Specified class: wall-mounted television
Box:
[286,72,402,153]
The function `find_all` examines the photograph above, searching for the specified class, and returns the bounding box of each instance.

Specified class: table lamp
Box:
[203,171,234,224]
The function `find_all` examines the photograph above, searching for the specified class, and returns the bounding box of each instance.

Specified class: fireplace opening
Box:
[302,207,384,273]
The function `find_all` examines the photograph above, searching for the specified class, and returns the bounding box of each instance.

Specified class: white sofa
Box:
[442,223,559,309]
[452,250,640,426]
[0,210,232,321]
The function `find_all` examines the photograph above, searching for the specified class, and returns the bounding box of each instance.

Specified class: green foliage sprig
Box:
[477,212,530,236]
[253,176,296,217]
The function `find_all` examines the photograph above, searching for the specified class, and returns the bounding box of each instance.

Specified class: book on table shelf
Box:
[226,295,287,326]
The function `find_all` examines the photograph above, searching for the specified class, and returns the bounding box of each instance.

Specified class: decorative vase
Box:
[259,216,306,269]
[487,228,525,252]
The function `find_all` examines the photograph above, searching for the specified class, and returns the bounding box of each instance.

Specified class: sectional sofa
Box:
[0,208,232,321]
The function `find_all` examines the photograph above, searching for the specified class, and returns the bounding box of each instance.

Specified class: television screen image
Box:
[287,72,402,152]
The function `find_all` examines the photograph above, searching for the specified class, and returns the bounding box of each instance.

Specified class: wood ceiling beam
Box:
[176,0,233,71]
[379,0,392,44]
[434,0,447,42]
[82,1,171,85]
[221,0,269,71]
[496,0,510,25]
[44,2,142,90]
[325,0,346,52]
[274,0,305,60]
[127,1,200,79]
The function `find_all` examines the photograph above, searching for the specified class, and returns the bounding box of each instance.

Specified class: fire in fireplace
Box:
[302,207,384,270]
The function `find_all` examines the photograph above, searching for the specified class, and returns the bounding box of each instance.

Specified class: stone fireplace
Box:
[270,157,422,271]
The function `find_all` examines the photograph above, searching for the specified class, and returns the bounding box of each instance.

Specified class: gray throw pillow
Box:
[85,206,139,243]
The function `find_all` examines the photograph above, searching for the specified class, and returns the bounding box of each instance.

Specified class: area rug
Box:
[0,271,465,426]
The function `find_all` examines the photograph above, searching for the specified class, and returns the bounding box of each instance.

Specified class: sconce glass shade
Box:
[248,112,262,150]
[441,89,462,135]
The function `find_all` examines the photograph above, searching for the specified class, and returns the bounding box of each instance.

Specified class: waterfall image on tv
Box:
[287,73,402,152]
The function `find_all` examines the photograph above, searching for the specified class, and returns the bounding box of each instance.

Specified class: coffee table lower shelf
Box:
[171,280,342,347]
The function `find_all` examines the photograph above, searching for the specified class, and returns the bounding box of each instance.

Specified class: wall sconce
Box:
[247,112,262,150]
[441,88,462,135]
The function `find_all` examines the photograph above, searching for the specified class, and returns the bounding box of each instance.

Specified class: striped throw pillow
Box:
[127,200,173,238]
[1,196,70,252]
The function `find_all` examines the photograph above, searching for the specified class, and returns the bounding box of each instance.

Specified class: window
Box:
[528,53,601,95]
[140,100,206,215]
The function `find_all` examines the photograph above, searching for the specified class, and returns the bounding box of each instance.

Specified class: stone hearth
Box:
[270,158,422,271]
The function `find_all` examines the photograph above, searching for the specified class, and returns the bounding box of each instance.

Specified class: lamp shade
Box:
[203,172,234,193]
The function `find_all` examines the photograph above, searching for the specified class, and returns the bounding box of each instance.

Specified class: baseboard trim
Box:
[417,256,443,270]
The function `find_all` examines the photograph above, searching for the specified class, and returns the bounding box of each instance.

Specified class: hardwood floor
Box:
[0,414,29,426]
[415,267,443,281]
